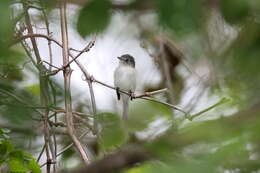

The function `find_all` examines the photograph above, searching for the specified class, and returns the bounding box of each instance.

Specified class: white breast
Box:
[114,65,136,92]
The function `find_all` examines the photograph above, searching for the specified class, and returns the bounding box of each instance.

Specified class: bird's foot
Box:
[129,91,135,100]
[116,87,120,100]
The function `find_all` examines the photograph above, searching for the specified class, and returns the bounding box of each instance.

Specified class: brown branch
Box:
[20,4,54,171]
[61,147,151,173]
[37,144,46,162]
[22,3,41,64]
[51,108,93,118]
[140,97,188,116]
[73,59,98,134]
[11,33,62,47]
[133,88,168,98]
[59,1,90,165]
[56,130,90,157]
[11,33,84,53]
[40,0,53,71]
[41,129,91,168]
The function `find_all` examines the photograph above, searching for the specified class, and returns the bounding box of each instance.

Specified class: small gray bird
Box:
[114,54,136,119]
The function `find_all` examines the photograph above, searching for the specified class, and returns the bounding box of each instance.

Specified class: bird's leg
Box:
[129,90,135,101]
[116,87,120,100]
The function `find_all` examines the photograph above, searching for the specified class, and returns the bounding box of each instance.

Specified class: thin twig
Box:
[133,88,168,98]
[11,33,84,53]
[49,41,95,76]
[41,60,61,70]
[37,144,46,162]
[140,97,189,116]
[68,37,98,135]
[56,130,90,157]
[41,130,90,167]
[50,108,93,118]
[40,0,53,71]
[189,98,230,121]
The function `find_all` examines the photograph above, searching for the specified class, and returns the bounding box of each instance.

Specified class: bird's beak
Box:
[117,56,124,60]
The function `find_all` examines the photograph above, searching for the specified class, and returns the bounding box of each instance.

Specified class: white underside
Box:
[114,64,136,119]
[114,65,136,92]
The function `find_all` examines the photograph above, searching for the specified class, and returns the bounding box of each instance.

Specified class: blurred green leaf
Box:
[28,159,41,173]
[0,0,13,42]
[97,113,127,151]
[0,128,11,140]
[0,137,41,172]
[77,0,112,37]
[0,140,14,163]
[219,22,260,105]
[155,0,204,35]
[1,128,11,134]
[0,47,25,83]
[145,133,175,158]
[220,0,250,24]
[25,85,41,97]
[127,160,217,173]
[128,100,171,132]
[209,138,249,168]
[4,104,33,124]
[8,158,27,173]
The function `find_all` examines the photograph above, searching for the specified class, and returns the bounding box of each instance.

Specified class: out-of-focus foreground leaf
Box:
[216,22,260,105]
[0,128,41,173]
[77,0,112,37]
[128,100,171,132]
[97,113,127,152]
[220,0,250,24]
[0,0,13,42]
[125,103,260,172]
[154,0,204,35]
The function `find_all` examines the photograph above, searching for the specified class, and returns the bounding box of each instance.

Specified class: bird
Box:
[114,54,136,119]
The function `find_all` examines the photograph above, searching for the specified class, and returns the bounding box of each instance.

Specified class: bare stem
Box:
[59,1,90,165]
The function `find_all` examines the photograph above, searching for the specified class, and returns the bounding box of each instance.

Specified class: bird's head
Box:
[117,54,135,68]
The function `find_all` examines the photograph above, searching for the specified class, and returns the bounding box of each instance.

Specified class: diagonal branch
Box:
[61,146,151,173]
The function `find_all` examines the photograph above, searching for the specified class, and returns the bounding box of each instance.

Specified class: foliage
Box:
[97,113,127,152]
[0,128,41,173]
[77,0,112,37]
[1,0,260,172]
[154,0,204,35]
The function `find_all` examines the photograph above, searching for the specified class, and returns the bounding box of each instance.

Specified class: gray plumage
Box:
[114,54,136,119]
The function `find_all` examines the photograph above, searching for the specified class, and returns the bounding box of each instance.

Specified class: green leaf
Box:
[0,0,13,42]
[25,85,41,97]
[128,100,171,132]
[9,150,25,160]
[0,140,13,164]
[220,0,250,24]
[155,0,204,35]
[97,113,127,151]
[8,158,27,173]
[0,140,14,155]
[77,0,112,37]
[28,159,41,173]
[218,22,260,105]
[1,128,11,134]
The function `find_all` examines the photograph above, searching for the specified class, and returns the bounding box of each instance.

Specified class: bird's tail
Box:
[122,94,129,119]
